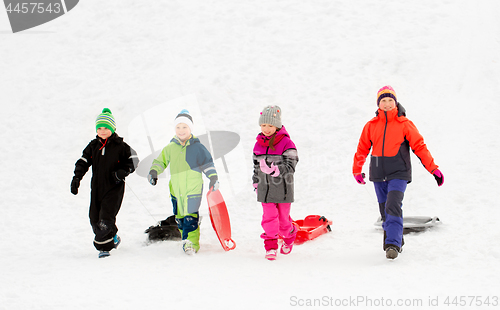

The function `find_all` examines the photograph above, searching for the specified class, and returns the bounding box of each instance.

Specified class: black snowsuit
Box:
[74,133,139,251]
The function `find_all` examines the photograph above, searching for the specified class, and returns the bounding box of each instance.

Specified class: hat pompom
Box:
[102,108,112,114]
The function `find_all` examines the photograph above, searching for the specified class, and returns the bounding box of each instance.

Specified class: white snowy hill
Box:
[1,1,499,309]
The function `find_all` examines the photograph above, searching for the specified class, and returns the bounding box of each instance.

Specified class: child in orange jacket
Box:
[353,86,444,259]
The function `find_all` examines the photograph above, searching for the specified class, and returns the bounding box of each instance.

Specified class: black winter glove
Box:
[209,176,219,192]
[71,177,80,195]
[148,170,158,186]
[113,169,128,183]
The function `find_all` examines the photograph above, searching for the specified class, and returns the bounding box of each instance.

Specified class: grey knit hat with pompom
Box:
[259,105,282,128]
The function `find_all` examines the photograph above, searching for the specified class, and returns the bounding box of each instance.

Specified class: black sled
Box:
[145,215,181,243]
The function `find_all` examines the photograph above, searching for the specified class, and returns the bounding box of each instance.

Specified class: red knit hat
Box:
[377,85,397,106]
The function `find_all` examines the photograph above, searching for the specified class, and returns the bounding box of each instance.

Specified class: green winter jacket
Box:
[150,135,217,217]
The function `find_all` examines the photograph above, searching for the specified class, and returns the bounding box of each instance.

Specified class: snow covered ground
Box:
[1,0,500,309]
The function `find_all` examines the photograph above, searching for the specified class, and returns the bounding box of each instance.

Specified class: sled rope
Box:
[363,185,375,201]
[126,183,158,222]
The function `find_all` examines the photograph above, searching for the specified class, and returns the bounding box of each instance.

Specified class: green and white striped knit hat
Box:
[95,108,116,133]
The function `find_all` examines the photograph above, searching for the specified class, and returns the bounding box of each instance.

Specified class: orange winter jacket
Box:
[353,104,438,183]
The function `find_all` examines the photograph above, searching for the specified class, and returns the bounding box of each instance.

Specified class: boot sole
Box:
[386,248,399,259]
[99,251,110,258]
[184,248,196,255]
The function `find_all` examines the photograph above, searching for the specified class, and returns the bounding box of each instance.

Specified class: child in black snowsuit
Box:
[71,108,139,258]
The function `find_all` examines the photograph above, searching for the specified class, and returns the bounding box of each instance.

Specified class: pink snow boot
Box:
[280,242,293,255]
[265,249,277,260]
[280,223,298,254]
[264,238,278,260]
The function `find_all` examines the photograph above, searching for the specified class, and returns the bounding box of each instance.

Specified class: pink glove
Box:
[433,169,444,187]
[253,183,258,194]
[354,173,366,184]
[260,158,280,177]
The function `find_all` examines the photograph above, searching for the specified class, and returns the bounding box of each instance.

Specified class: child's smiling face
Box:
[97,127,112,139]
[260,123,277,136]
[379,97,397,112]
[175,123,191,142]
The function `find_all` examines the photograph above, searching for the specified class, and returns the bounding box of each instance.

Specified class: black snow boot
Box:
[383,230,404,252]
[386,245,400,259]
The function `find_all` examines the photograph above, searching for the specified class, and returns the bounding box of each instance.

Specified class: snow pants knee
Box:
[260,202,297,251]
[374,179,407,249]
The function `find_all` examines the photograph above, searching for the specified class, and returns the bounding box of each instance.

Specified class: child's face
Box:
[378,97,397,112]
[97,127,112,139]
[175,123,192,142]
[260,124,277,137]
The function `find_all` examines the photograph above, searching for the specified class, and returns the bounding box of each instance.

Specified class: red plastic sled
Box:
[206,189,236,251]
[292,215,332,245]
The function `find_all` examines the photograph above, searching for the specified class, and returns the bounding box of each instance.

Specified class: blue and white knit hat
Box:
[174,109,194,132]
[95,108,116,133]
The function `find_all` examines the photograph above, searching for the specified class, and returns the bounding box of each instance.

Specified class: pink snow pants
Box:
[261,202,296,250]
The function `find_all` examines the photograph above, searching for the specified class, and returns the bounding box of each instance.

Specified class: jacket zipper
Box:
[99,138,108,156]
[382,111,388,181]
[264,146,270,202]
[181,142,187,212]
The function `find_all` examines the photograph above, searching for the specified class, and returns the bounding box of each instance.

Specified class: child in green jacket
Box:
[147,110,218,254]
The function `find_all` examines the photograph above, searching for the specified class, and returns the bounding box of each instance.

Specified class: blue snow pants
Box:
[374,179,407,249]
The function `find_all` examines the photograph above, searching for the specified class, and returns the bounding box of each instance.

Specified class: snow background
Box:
[1,0,499,309]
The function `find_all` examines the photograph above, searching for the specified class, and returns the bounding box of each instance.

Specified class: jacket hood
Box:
[256,125,290,143]
[96,132,122,143]
[375,102,406,117]
[171,134,200,146]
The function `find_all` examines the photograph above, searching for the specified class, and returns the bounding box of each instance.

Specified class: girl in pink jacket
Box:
[252,105,299,260]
